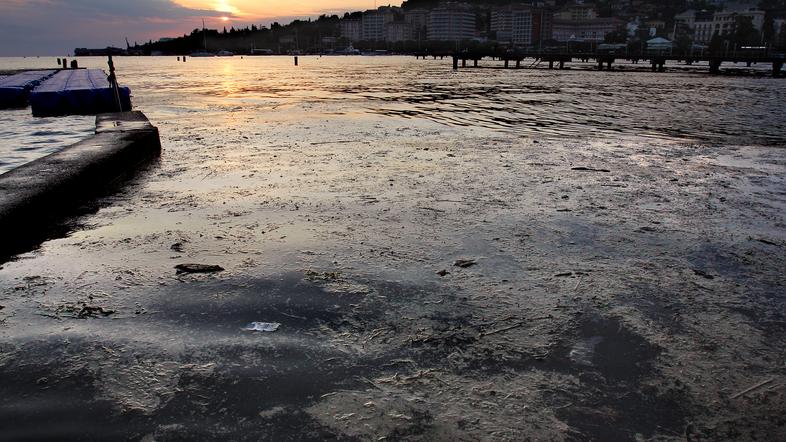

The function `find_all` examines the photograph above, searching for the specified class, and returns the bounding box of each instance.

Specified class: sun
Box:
[221,16,230,22]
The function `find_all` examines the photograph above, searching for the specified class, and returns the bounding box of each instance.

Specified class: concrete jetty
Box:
[30,69,131,117]
[0,111,160,253]
[0,70,56,109]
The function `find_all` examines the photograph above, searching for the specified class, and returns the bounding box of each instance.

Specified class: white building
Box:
[428,3,475,41]
[674,9,697,29]
[511,8,534,46]
[693,12,715,43]
[552,18,621,43]
[386,22,413,42]
[340,19,362,42]
[405,8,430,41]
[362,7,397,41]
[491,7,514,41]
[686,6,766,43]
[553,5,597,21]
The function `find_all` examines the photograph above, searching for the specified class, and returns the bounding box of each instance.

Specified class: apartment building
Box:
[427,3,476,41]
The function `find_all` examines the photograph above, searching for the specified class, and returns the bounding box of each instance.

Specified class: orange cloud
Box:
[172,0,377,19]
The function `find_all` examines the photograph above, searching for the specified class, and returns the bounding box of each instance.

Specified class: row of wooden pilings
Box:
[448,55,664,72]
[55,58,79,69]
[445,54,783,75]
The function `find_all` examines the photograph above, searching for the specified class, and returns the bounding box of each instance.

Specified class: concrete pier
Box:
[0,111,161,254]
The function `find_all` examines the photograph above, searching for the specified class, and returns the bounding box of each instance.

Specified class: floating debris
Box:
[175,264,224,274]
[755,238,779,246]
[453,259,477,268]
[243,322,281,332]
[305,270,341,281]
[49,302,115,319]
[436,269,450,277]
[571,166,611,173]
[78,306,115,318]
[692,269,715,280]
[568,336,604,366]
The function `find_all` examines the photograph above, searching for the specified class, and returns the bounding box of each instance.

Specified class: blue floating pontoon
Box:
[0,70,56,109]
[30,69,131,117]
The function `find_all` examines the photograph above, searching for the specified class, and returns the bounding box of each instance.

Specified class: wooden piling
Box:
[70,60,78,69]
[504,59,509,68]
[773,61,783,76]
[62,59,68,69]
[452,56,458,70]
[462,58,466,67]
[294,56,298,66]
[559,60,565,69]
[548,60,554,69]
[473,59,478,67]
[516,60,521,69]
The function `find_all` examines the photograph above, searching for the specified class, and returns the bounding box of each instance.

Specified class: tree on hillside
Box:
[778,21,786,49]
[604,29,628,43]
[734,16,761,46]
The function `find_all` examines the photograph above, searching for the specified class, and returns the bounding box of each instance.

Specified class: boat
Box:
[251,49,275,56]
[362,50,389,56]
[190,19,216,57]
[335,44,361,56]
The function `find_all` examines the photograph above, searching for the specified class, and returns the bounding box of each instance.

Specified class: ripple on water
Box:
[1,56,784,175]
[0,109,94,174]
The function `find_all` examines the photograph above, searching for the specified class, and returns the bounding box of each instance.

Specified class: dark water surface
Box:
[1,56,784,440]
[0,56,784,174]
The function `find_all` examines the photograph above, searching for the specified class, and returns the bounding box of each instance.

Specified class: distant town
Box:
[75,0,786,57]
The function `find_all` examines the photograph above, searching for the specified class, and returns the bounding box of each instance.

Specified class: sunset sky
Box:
[0,0,387,56]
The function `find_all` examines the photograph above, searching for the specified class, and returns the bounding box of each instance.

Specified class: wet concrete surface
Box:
[0,58,785,440]
[0,112,160,261]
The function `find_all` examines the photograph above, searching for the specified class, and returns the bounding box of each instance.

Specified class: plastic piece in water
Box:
[243,322,281,332]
